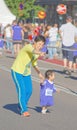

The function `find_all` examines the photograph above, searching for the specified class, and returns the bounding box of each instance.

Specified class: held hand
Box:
[40,52,46,57]
[38,73,45,83]
[33,50,45,56]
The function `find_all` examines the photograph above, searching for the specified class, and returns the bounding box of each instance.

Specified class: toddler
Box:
[40,70,60,114]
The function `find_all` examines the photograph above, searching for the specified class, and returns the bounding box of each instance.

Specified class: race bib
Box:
[45,88,53,96]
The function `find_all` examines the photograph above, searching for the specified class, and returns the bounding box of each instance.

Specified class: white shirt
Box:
[5,26,12,37]
[60,22,77,46]
[48,27,58,41]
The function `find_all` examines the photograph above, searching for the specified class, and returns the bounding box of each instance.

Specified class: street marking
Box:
[38,59,63,68]
[0,65,77,97]
[0,66,10,72]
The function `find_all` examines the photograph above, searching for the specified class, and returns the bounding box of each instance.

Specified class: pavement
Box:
[39,57,64,66]
[0,52,77,130]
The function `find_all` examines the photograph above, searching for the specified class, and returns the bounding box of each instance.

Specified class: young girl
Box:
[40,70,60,114]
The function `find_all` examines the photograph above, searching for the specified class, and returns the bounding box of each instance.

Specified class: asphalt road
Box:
[0,53,77,130]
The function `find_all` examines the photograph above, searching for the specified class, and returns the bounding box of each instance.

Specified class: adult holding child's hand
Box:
[11,35,45,117]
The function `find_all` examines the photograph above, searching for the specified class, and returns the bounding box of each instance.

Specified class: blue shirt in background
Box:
[12,25,22,41]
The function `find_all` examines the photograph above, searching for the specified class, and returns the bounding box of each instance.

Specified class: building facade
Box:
[35,0,77,26]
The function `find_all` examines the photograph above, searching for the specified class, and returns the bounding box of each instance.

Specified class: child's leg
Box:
[42,106,47,110]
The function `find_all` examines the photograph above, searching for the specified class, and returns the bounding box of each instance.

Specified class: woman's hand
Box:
[38,73,45,83]
[34,66,45,83]
[39,52,46,57]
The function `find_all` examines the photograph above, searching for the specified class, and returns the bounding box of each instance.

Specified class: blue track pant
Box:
[11,70,32,114]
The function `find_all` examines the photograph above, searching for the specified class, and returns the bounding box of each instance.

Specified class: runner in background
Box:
[59,16,77,76]
[12,20,24,57]
[72,36,77,72]
[4,24,13,53]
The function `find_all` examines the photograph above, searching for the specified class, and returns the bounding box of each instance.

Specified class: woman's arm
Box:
[33,65,45,82]
[33,50,45,57]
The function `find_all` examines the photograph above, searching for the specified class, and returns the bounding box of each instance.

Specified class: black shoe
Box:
[65,70,71,76]
[63,68,67,73]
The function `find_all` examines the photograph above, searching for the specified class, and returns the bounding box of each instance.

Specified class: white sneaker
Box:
[41,109,47,114]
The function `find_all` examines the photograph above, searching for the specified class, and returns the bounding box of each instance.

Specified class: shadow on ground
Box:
[3,103,20,115]
[28,106,42,113]
[53,69,63,74]
[54,69,77,80]
[3,104,53,114]
[28,106,51,113]
[6,55,15,59]
[3,104,42,114]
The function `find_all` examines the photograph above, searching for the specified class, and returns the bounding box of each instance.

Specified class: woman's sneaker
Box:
[22,112,30,117]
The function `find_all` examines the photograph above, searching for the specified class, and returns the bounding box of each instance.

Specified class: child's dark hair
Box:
[45,70,54,79]
[34,35,45,43]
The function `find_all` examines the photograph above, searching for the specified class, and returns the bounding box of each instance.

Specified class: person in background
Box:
[11,35,45,117]
[72,36,77,72]
[4,24,13,53]
[40,69,60,114]
[59,16,77,76]
[41,25,50,59]
[23,25,29,45]
[48,24,58,59]
[0,23,3,38]
[12,20,24,57]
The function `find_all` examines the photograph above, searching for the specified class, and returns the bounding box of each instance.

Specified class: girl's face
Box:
[34,41,44,51]
[49,73,55,81]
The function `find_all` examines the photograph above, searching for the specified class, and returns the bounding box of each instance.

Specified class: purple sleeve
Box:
[53,85,57,93]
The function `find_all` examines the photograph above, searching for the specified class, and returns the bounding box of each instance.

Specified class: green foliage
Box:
[4,0,45,19]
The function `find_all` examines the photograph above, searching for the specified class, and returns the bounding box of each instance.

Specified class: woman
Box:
[11,35,45,117]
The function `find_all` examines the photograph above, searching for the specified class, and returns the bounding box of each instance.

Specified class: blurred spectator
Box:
[4,24,13,53]
[48,24,58,59]
[72,36,77,72]
[0,23,4,38]
[59,16,77,75]
[12,20,24,57]
[23,25,29,45]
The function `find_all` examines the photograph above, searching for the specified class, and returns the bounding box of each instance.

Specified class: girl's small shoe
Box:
[41,109,47,114]
[22,112,30,117]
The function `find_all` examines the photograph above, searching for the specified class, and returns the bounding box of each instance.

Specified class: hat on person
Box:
[66,16,72,20]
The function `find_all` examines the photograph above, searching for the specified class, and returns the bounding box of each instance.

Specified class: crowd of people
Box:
[0,19,62,58]
[0,16,77,74]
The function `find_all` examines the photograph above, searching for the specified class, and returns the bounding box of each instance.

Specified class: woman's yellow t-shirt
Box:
[11,44,39,76]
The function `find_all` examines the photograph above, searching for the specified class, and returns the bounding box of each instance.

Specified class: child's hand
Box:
[57,89,60,93]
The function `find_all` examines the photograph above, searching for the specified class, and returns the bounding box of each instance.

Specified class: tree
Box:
[4,0,45,20]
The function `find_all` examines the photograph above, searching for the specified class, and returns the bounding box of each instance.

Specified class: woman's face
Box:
[34,41,44,51]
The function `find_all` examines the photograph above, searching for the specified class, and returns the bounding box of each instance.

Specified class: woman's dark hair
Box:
[34,35,45,43]
[45,70,54,79]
